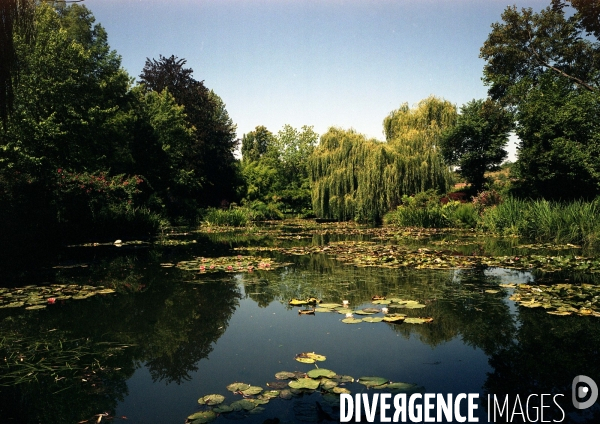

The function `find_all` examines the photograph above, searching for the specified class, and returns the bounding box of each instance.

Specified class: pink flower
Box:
[227,265,233,270]
[47,298,56,304]
[199,265,206,271]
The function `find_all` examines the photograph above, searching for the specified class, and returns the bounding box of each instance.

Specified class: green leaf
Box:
[289,378,320,390]
[358,376,389,387]
[307,368,336,379]
[241,386,263,396]
[197,394,225,405]
[187,410,217,423]
[226,382,251,392]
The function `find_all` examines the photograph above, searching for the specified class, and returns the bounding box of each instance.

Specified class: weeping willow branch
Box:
[309,97,457,222]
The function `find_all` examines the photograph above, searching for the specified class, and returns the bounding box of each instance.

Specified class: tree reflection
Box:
[484,307,600,423]
[0,250,241,423]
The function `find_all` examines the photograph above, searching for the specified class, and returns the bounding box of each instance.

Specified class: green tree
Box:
[241,125,275,162]
[440,99,513,193]
[512,74,600,199]
[0,3,145,245]
[0,0,35,127]
[481,2,600,199]
[310,98,454,223]
[139,55,238,209]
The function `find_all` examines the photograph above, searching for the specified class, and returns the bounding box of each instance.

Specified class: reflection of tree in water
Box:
[484,308,600,423]
[143,281,241,384]
[242,255,518,350]
[0,252,241,423]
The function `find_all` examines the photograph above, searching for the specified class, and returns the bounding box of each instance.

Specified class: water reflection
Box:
[1,228,600,423]
[0,252,241,423]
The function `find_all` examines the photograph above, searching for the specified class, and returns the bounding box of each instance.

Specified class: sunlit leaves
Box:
[294,352,326,364]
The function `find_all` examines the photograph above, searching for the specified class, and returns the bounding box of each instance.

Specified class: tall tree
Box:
[241,125,275,162]
[310,97,455,222]
[139,55,238,208]
[0,0,35,128]
[481,1,600,199]
[440,99,513,193]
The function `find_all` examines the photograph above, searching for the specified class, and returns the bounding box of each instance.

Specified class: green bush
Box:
[480,197,600,246]
[203,208,252,227]
[449,203,478,228]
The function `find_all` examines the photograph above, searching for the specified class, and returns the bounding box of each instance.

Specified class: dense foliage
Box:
[239,124,318,216]
[310,97,455,222]
[0,3,239,252]
[481,1,600,199]
[440,99,512,193]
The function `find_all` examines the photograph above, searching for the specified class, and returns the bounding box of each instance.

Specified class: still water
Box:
[1,224,599,423]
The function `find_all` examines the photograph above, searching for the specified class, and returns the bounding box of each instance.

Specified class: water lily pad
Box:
[289,378,320,390]
[295,352,326,363]
[198,394,225,405]
[279,389,293,399]
[187,410,216,423]
[24,305,46,310]
[289,299,308,306]
[212,404,233,413]
[319,303,342,308]
[320,379,338,390]
[314,307,334,313]
[230,399,256,411]
[386,382,424,393]
[362,316,384,323]
[372,299,391,305]
[266,381,289,389]
[404,317,433,324]
[241,386,263,396]
[307,368,336,379]
[333,386,351,394]
[275,371,297,380]
[382,314,405,323]
[333,375,355,383]
[342,318,363,324]
[259,390,280,399]
[335,308,353,314]
[358,376,388,388]
[226,382,251,392]
[355,309,378,315]
[547,311,572,316]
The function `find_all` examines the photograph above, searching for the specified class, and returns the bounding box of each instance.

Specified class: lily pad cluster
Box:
[509,283,600,317]
[237,241,600,274]
[297,298,433,325]
[175,255,287,274]
[186,352,423,424]
[0,284,115,310]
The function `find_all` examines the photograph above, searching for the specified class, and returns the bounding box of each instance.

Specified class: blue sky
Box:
[84,0,550,159]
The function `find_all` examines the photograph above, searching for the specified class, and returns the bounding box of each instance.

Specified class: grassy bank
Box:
[384,191,600,247]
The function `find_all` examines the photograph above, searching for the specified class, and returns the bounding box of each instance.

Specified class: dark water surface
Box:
[1,225,599,423]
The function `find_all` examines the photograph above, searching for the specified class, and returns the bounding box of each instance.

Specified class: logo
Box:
[572,375,598,410]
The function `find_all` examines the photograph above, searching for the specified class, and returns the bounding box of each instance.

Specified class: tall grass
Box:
[203,208,253,227]
[481,197,600,246]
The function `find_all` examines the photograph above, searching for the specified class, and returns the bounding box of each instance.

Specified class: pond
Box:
[1,221,599,423]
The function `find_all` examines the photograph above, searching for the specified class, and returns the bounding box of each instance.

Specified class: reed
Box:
[480,197,600,246]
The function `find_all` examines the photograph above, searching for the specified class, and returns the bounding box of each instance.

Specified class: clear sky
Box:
[84,0,550,160]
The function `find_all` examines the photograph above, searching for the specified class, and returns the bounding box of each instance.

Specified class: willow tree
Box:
[309,96,456,222]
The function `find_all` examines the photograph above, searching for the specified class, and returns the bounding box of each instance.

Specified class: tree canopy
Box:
[139,55,238,209]
[481,1,600,199]
[310,97,455,222]
[440,99,512,193]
